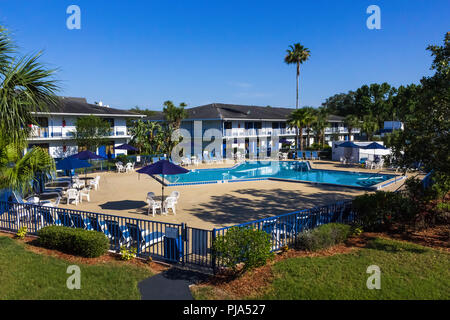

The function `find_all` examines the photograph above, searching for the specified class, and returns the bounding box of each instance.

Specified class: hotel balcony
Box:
[223,128,296,137]
[29,127,130,140]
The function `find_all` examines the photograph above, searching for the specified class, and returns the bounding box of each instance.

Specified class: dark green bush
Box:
[38,226,109,258]
[213,227,274,273]
[296,223,351,251]
[352,191,416,231]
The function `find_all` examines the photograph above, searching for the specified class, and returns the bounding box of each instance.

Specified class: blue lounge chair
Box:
[70,213,93,230]
[38,208,62,226]
[296,151,304,160]
[57,211,74,227]
[304,151,312,160]
[126,222,165,251]
[152,157,159,163]
[311,151,320,160]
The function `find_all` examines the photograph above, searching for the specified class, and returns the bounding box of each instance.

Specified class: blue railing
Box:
[0,201,198,265]
[0,199,356,271]
[212,200,355,269]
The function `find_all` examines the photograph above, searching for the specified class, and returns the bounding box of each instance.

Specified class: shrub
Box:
[296,223,351,251]
[120,246,137,261]
[38,226,109,258]
[213,227,274,273]
[16,226,27,240]
[352,191,416,231]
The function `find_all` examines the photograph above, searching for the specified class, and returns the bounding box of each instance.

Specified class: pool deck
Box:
[58,160,413,230]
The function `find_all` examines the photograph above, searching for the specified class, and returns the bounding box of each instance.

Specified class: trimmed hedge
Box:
[213,227,274,273]
[37,226,109,258]
[296,223,351,251]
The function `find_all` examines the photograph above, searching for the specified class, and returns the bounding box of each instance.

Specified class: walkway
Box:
[138,267,209,300]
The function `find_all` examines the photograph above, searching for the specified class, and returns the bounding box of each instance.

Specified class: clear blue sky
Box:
[0,0,448,111]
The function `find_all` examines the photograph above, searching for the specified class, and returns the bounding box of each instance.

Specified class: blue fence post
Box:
[211,228,217,273]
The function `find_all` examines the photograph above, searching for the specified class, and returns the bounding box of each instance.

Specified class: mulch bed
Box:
[0,231,169,274]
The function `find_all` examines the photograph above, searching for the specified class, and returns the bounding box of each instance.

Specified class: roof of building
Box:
[33,97,144,117]
[144,103,344,122]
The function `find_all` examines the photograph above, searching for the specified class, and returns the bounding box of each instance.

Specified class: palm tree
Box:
[284,43,311,109]
[344,115,360,141]
[303,107,317,147]
[163,101,188,130]
[287,108,311,154]
[0,136,55,196]
[312,108,328,147]
[0,27,59,144]
[362,115,379,141]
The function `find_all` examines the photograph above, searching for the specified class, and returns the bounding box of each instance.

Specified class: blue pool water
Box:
[164,161,396,188]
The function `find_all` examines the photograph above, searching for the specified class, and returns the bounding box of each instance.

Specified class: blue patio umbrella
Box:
[70,150,105,160]
[115,143,138,152]
[137,160,189,202]
[336,141,361,148]
[56,157,92,183]
[69,151,105,177]
[361,142,387,161]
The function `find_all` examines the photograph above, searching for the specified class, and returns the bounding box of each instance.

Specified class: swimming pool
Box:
[163,161,400,189]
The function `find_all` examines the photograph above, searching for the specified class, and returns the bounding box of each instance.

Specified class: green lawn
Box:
[0,236,152,299]
[260,238,450,300]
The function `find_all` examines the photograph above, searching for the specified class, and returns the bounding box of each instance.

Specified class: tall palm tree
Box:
[0,27,59,144]
[344,115,360,141]
[287,108,311,154]
[0,136,55,196]
[284,43,311,109]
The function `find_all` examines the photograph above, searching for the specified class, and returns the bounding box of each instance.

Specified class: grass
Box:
[0,236,152,299]
[260,238,450,300]
[192,237,450,300]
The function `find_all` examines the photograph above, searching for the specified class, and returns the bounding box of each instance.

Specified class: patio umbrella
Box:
[69,151,105,177]
[70,150,105,160]
[137,160,189,202]
[115,143,138,152]
[336,141,361,162]
[56,157,92,183]
[361,142,387,160]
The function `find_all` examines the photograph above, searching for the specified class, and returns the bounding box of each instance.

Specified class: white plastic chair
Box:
[147,198,162,216]
[89,176,100,190]
[163,196,177,215]
[125,162,134,173]
[79,187,91,203]
[169,191,180,201]
[66,189,79,205]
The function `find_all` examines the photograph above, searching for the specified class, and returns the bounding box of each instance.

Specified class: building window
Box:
[224,122,232,130]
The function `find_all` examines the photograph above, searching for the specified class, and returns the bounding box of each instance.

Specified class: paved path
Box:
[139,267,209,300]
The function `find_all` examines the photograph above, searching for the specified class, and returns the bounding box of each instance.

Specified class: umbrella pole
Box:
[162,174,165,213]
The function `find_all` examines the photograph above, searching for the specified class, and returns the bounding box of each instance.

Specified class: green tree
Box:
[129,120,163,154]
[284,43,311,109]
[0,134,55,195]
[361,115,379,141]
[387,33,450,188]
[0,27,59,144]
[287,108,313,153]
[163,101,187,130]
[344,115,360,141]
[312,107,329,146]
[72,115,111,152]
[303,106,317,147]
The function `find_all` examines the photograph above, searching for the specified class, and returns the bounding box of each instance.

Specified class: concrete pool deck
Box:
[58,160,412,230]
